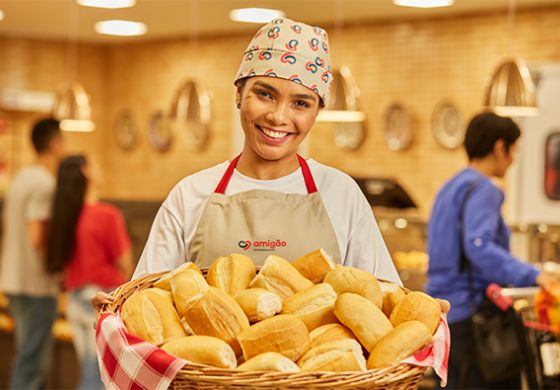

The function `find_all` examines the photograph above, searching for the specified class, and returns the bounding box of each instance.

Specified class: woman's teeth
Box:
[261,127,288,139]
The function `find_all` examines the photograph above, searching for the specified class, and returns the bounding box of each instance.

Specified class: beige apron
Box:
[188,154,341,267]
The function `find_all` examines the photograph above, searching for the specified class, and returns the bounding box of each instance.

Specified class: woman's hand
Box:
[536,271,560,297]
[91,291,114,311]
[436,298,451,314]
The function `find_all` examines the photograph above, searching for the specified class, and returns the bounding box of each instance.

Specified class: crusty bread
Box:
[153,262,202,291]
[333,293,393,352]
[249,255,313,300]
[324,266,383,308]
[233,288,282,323]
[237,352,300,372]
[170,269,209,317]
[367,321,432,369]
[389,291,441,334]
[309,323,356,349]
[161,335,237,369]
[207,253,256,295]
[121,288,186,345]
[298,338,366,372]
[182,287,249,356]
[281,283,338,331]
[237,314,310,362]
[291,249,336,283]
[379,282,406,317]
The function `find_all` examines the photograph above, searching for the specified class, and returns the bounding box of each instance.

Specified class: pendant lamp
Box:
[484,58,537,117]
[52,82,95,132]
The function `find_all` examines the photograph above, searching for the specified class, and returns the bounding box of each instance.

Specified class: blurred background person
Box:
[0,118,64,389]
[46,155,133,390]
[427,111,560,389]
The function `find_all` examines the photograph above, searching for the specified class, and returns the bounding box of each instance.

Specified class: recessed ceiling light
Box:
[77,0,135,9]
[95,20,147,36]
[393,0,454,8]
[229,8,285,23]
[0,10,5,21]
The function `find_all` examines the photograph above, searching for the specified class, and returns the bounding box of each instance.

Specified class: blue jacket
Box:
[427,168,539,324]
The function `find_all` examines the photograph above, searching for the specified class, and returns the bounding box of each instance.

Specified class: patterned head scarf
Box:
[235,18,332,106]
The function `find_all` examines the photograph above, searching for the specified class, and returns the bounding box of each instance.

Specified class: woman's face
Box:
[237,76,320,162]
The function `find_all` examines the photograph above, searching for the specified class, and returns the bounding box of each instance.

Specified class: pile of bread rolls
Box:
[120,249,441,372]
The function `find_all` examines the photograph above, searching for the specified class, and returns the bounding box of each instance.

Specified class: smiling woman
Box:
[94,17,401,311]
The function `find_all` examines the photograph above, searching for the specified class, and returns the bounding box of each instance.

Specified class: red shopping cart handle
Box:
[486,284,513,311]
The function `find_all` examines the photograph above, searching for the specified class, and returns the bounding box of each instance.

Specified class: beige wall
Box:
[1,6,560,217]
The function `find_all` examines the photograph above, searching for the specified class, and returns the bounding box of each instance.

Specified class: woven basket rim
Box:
[98,269,428,389]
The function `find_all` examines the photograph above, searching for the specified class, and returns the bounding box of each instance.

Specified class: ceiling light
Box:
[52,82,96,132]
[60,119,96,132]
[77,0,135,9]
[95,20,147,36]
[393,0,454,8]
[484,58,538,117]
[0,10,4,21]
[229,8,285,23]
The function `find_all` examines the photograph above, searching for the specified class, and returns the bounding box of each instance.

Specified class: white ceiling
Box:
[0,0,558,43]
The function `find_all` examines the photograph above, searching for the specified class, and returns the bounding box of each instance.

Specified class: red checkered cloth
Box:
[96,313,187,390]
[402,315,450,387]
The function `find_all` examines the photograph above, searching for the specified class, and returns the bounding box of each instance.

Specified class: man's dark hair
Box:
[464,112,521,160]
[31,118,61,153]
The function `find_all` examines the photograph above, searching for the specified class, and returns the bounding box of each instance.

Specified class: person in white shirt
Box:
[93,18,402,308]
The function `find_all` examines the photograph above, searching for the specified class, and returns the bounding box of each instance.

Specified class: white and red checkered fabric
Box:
[402,315,450,387]
[96,313,186,390]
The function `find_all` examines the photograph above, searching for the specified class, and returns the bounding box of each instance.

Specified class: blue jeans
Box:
[8,294,57,390]
[67,285,104,390]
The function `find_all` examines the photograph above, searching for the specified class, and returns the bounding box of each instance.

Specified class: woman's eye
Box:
[255,89,273,100]
[295,100,310,109]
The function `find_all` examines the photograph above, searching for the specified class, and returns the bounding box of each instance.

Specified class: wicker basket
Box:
[99,271,428,390]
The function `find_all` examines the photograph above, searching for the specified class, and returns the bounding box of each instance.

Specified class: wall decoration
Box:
[113,109,138,151]
[431,100,464,150]
[148,110,173,152]
[383,103,413,151]
[545,132,560,200]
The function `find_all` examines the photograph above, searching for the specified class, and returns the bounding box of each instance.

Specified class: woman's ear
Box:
[494,139,506,157]
[235,88,242,109]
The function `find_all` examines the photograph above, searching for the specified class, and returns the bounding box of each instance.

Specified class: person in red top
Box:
[46,155,133,390]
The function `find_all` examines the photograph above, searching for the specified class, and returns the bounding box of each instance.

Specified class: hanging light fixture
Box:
[52,83,95,132]
[484,58,537,117]
[483,0,538,117]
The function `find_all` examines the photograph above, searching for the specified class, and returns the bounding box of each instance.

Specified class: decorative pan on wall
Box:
[148,110,174,152]
[431,100,464,150]
[383,103,414,151]
[114,109,138,151]
[169,80,211,152]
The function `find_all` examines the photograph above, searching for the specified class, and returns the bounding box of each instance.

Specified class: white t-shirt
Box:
[0,165,59,296]
[133,159,400,284]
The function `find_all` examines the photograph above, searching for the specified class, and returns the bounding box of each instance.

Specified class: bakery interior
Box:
[1,0,560,388]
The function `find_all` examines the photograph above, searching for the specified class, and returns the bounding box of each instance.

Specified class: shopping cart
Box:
[487,284,560,390]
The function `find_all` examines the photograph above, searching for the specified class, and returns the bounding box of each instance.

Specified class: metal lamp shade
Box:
[52,82,95,132]
[484,58,538,117]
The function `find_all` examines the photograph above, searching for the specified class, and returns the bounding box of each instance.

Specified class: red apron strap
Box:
[215,154,318,194]
[214,154,241,194]
[298,154,318,194]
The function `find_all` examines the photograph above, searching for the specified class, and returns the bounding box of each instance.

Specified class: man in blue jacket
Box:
[427,112,559,389]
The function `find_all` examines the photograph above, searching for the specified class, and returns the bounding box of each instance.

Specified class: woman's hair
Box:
[45,155,88,274]
[464,112,521,161]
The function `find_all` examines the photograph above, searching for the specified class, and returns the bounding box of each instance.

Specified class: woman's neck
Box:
[85,186,99,205]
[469,158,496,178]
[236,152,300,180]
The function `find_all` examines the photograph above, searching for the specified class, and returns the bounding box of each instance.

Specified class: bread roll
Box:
[298,338,366,372]
[237,314,310,362]
[161,335,237,369]
[291,249,335,283]
[121,288,186,345]
[233,288,282,322]
[153,262,202,291]
[367,321,432,369]
[309,323,356,349]
[207,253,256,295]
[324,266,383,308]
[389,291,441,334]
[380,282,406,316]
[281,283,338,331]
[237,352,300,372]
[334,293,393,352]
[182,287,249,356]
[170,269,209,317]
[249,255,313,300]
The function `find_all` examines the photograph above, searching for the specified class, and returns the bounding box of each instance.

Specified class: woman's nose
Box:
[266,102,289,125]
